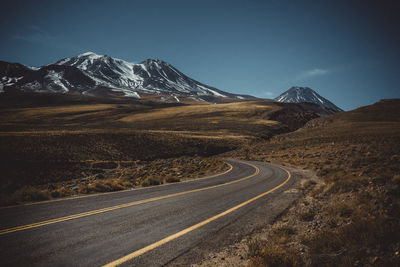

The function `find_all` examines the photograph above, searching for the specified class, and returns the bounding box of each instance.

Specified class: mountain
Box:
[275,86,343,115]
[0,52,251,101]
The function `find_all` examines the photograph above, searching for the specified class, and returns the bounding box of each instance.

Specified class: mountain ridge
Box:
[0,52,251,101]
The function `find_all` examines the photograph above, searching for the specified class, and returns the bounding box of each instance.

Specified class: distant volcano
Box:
[275,86,343,114]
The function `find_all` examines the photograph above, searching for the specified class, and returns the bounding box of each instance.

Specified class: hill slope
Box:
[0,98,319,205]
[226,99,400,266]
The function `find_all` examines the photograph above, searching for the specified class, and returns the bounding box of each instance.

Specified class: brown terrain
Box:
[1,93,398,266]
[197,99,400,266]
[0,93,315,206]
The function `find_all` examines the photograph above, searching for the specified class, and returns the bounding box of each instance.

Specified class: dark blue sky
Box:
[1,0,399,110]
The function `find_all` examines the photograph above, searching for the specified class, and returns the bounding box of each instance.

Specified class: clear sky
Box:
[1,0,399,110]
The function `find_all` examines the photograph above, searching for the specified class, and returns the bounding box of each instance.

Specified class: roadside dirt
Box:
[166,161,318,267]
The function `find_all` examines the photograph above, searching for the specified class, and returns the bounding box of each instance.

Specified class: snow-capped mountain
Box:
[275,86,343,114]
[0,52,250,100]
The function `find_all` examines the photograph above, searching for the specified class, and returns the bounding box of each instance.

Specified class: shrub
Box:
[299,209,316,221]
[248,240,304,267]
[93,181,110,192]
[13,186,50,202]
[326,203,353,218]
[165,176,180,183]
[326,179,358,194]
[274,225,296,236]
[142,178,161,187]
[392,174,400,184]
[305,216,400,266]
[303,180,316,190]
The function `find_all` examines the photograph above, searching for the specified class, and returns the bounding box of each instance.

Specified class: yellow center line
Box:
[103,164,291,267]
[0,162,258,235]
[0,162,234,210]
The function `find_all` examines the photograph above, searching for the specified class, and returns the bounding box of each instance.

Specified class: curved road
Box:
[0,159,293,266]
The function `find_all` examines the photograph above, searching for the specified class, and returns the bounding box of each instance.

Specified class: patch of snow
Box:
[65,52,104,70]
[79,52,101,57]
[78,59,89,70]
[120,90,140,98]
[160,69,168,78]
[45,70,69,92]
[312,91,325,104]
[169,66,182,76]
[56,58,71,65]
[22,81,41,90]
[2,76,24,86]
[138,64,151,77]
[27,66,40,70]
[173,96,180,102]
[197,85,227,97]
[188,96,206,102]
[236,96,244,99]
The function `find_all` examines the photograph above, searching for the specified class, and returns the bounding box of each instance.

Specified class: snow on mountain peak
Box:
[275,86,342,113]
[79,51,100,57]
[53,53,230,98]
[1,53,251,101]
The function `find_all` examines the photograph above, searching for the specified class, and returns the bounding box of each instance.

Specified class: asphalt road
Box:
[0,159,292,266]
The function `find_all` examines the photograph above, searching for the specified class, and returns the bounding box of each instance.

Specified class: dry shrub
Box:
[268,225,297,245]
[302,180,316,191]
[309,184,325,198]
[13,186,50,202]
[248,225,304,267]
[248,238,304,267]
[273,225,296,236]
[142,177,162,187]
[305,215,400,266]
[78,185,90,194]
[165,176,180,183]
[93,181,110,192]
[248,239,267,258]
[50,188,71,198]
[326,202,353,218]
[0,129,237,203]
[392,174,400,184]
[326,179,358,194]
[299,209,316,221]
[0,156,228,205]
[79,179,127,193]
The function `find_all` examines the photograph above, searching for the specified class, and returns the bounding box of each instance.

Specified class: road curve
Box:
[0,159,292,266]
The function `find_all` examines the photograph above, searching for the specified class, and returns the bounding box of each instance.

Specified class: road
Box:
[0,159,293,266]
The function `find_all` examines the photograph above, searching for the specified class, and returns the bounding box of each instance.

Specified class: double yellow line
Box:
[103,164,291,267]
[0,162,258,235]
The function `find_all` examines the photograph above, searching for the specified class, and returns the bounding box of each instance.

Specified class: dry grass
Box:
[0,97,319,206]
[0,156,229,206]
[0,99,314,139]
[248,236,304,267]
[224,99,400,266]
[6,104,117,116]
[119,102,276,122]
